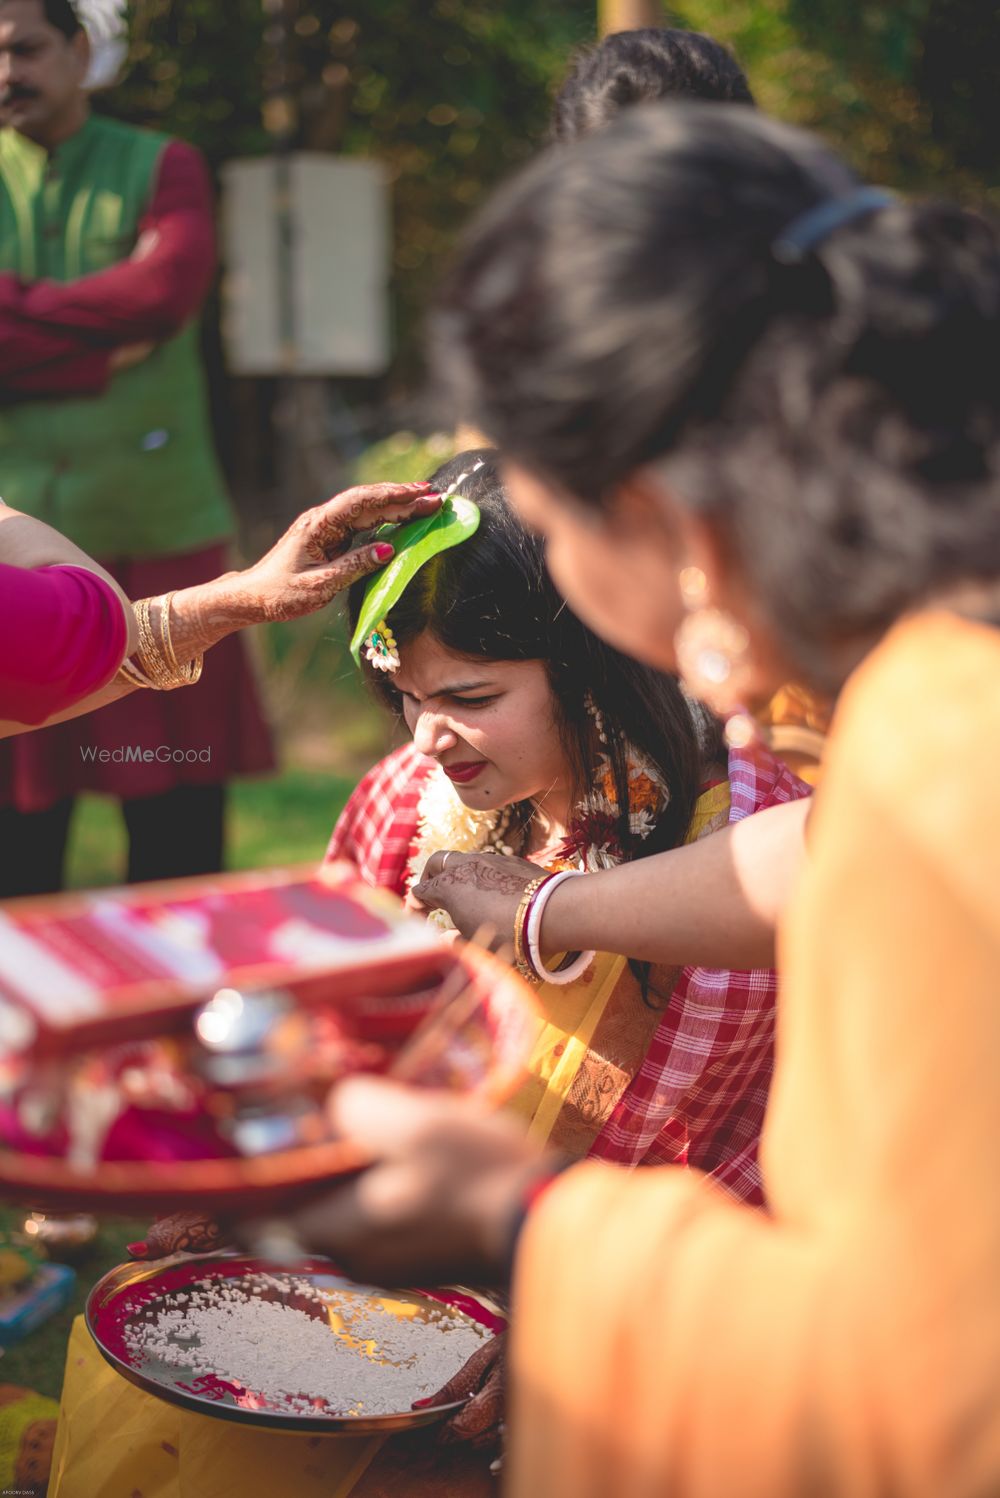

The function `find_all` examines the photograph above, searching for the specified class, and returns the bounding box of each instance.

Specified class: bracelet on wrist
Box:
[119,596,205,692]
[116,656,157,691]
[513,875,549,986]
[158,591,203,686]
[525,870,595,987]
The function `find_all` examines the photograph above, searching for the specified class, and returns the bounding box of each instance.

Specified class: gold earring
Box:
[674,567,756,747]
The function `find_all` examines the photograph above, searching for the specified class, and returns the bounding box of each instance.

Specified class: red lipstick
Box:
[443,761,486,784]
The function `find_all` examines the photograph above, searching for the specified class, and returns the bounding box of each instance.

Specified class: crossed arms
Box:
[0,139,216,397]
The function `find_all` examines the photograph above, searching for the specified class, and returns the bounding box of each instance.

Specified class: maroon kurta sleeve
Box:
[0,140,217,398]
[0,320,113,396]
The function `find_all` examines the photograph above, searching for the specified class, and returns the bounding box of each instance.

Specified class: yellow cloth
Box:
[507,781,732,1155]
[509,611,1000,1498]
[0,1384,58,1492]
[50,1317,381,1498]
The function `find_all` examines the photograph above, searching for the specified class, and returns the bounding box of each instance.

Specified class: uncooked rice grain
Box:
[123,1273,490,1418]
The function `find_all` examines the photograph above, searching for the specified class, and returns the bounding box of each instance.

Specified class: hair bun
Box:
[816,201,1000,440]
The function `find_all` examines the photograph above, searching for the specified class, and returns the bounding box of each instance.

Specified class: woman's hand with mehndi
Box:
[127,1211,230,1260]
[219,482,442,626]
[413,850,540,945]
[418,1331,508,1450]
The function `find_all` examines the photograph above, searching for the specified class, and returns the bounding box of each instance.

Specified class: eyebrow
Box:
[400,680,496,698]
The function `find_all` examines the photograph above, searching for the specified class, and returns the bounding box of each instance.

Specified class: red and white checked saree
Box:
[327,742,809,1205]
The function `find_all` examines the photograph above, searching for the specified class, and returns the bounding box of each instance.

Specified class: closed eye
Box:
[396,690,499,711]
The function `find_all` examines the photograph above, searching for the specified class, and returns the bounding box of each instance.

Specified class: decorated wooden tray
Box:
[0,867,542,1214]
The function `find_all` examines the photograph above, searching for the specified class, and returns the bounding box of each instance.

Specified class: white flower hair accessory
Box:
[72,0,129,91]
[363,620,400,674]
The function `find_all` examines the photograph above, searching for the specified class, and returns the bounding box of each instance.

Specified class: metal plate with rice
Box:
[86,1254,506,1434]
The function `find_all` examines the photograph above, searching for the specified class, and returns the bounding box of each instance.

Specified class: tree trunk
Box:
[599,0,663,37]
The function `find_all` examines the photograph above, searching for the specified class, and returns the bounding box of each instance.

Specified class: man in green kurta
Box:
[0,0,274,894]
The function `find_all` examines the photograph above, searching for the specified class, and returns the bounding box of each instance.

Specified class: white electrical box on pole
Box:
[221,155,391,377]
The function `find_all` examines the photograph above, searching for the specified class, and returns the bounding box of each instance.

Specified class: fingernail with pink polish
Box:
[127,1241,149,1258]
[412,1397,435,1408]
[375,543,394,561]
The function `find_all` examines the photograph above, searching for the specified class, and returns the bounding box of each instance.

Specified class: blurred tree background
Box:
[679,0,999,202]
[102,0,999,387]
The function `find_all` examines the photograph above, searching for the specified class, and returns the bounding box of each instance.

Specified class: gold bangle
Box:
[132,597,202,691]
[513,876,548,986]
[134,597,173,689]
[158,591,204,687]
[158,591,180,670]
[117,601,159,689]
[116,656,156,690]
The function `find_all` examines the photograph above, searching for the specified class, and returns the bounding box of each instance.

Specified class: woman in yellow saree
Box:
[273,105,1000,1497]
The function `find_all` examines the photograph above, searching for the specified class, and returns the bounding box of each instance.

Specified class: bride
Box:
[331,451,809,1190]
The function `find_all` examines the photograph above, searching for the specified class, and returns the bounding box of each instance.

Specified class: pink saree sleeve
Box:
[0,564,129,725]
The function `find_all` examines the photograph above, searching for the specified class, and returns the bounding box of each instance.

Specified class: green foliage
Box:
[352,430,456,485]
[673,1,999,203]
[110,0,272,162]
[66,770,359,887]
[102,0,999,381]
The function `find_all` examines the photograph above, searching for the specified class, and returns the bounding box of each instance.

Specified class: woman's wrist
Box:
[494,1155,576,1281]
[523,872,596,986]
[536,870,590,963]
[167,574,259,657]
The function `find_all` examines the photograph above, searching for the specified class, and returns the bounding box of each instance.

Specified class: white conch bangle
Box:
[526,870,595,987]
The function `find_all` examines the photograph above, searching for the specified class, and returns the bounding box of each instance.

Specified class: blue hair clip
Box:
[772,187,895,265]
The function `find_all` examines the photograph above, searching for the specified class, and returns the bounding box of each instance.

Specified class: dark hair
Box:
[433,105,1000,692]
[1,0,85,38]
[552,27,753,142]
[46,0,81,37]
[350,451,711,875]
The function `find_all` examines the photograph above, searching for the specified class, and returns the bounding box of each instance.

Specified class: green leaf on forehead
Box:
[350,496,481,664]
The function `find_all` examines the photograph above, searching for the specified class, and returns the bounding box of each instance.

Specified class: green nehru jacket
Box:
[0,115,235,559]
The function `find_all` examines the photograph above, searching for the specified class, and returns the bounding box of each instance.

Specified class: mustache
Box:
[0,86,40,105]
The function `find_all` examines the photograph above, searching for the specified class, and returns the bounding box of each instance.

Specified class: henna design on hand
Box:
[134,1212,229,1260]
[441,862,530,896]
[427,1333,507,1451]
[306,483,437,562]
